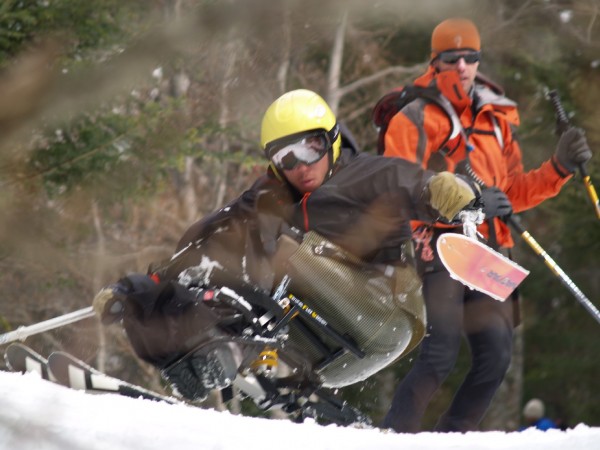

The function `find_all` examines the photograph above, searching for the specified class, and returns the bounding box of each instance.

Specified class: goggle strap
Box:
[328,123,340,145]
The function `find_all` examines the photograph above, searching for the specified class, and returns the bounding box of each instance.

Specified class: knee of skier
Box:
[419,346,460,384]
[418,324,462,382]
[472,328,512,381]
[479,348,511,383]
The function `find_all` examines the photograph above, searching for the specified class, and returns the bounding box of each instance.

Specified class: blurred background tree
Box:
[0,0,597,430]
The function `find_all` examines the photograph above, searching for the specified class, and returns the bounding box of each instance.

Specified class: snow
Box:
[1,371,599,450]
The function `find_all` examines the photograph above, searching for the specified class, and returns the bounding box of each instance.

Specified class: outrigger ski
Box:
[4,343,178,404]
[47,351,180,405]
[436,210,530,301]
[5,342,55,381]
[4,343,370,426]
[437,232,529,301]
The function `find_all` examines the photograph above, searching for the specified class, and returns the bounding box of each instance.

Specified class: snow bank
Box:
[0,371,598,450]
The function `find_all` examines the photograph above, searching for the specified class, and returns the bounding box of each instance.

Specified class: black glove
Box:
[555,127,592,173]
[481,186,513,219]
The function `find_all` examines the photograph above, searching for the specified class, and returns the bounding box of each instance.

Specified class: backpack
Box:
[371,84,461,155]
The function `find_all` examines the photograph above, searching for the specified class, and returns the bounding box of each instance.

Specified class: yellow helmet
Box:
[261,89,341,176]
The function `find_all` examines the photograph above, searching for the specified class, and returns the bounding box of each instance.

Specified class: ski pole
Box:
[548,90,600,220]
[0,306,95,346]
[508,216,600,324]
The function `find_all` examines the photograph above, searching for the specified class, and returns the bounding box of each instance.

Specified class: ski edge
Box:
[47,351,181,405]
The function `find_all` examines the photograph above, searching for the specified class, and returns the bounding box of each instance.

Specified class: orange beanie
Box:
[431,18,480,60]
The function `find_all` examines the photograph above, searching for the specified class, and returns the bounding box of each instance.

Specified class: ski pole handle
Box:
[548,90,570,135]
[0,306,95,346]
[458,209,485,239]
[548,89,600,220]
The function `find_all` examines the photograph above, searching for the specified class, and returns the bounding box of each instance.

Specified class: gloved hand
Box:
[93,273,159,324]
[481,186,513,219]
[92,280,132,325]
[555,127,592,173]
[427,171,479,221]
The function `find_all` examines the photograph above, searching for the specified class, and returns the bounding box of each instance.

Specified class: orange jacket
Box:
[383,67,572,248]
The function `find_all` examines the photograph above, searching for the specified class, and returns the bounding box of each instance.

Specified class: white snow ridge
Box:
[0,371,598,450]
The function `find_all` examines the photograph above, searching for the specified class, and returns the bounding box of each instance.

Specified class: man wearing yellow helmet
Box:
[261,87,342,188]
[253,89,482,260]
[92,89,481,407]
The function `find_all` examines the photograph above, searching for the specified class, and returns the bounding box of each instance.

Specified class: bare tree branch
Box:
[326,10,348,114]
[338,63,427,98]
[277,4,292,94]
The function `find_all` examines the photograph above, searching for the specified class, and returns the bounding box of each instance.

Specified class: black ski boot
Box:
[162,344,239,402]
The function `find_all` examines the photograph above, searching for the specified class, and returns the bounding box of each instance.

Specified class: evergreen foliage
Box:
[0,0,148,67]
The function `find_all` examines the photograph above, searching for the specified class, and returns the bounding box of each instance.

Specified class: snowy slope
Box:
[0,371,598,450]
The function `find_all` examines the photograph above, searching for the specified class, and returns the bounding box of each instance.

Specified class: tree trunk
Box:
[182,156,198,223]
[325,9,348,114]
[213,36,240,211]
[276,4,292,94]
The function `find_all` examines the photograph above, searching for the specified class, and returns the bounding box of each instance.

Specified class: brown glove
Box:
[92,284,128,324]
[427,171,478,221]
[93,274,158,324]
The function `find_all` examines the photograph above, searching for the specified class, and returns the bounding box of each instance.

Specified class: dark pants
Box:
[381,231,514,433]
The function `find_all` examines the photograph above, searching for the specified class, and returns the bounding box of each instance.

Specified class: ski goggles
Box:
[438,50,481,65]
[265,125,339,171]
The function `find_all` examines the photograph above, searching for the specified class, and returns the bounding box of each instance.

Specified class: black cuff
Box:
[551,155,573,178]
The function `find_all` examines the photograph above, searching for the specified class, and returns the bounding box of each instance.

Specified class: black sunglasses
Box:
[438,51,481,65]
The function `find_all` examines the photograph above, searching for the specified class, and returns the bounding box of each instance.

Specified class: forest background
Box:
[0,0,598,432]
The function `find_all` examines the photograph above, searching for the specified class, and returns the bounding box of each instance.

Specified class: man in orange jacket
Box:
[379,18,592,432]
